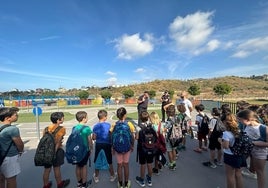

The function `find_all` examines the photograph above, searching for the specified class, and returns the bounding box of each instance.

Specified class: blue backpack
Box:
[65,126,88,164]
[111,121,132,153]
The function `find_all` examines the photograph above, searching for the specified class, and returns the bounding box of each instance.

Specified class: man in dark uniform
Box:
[160,90,170,122]
[137,91,149,126]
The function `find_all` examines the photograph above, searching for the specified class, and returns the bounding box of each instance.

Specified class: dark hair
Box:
[140,111,149,122]
[177,104,186,113]
[50,112,64,124]
[116,107,127,120]
[76,111,88,122]
[195,104,204,112]
[237,109,254,121]
[0,107,19,121]
[97,110,107,120]
[166,104,176,117]
[211,107,221,116]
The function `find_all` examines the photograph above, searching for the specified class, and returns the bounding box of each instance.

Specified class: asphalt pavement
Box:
[16,105,267,188]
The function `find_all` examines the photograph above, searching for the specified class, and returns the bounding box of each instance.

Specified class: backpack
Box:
[230,131,254,157]
[156,123,166,153]
[210,118,225,139]
[140,124,158,155]
[198,114,210,135]
[34,126,62,166]
[65,126,88,164]
[0,125,13,166]
[166,119,183,147]
[111,121,132,153]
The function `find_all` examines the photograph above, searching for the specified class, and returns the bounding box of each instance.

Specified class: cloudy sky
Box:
[0,0,268,92]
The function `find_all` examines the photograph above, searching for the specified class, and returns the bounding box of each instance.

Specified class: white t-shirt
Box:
[222,131,235,155]
[177,98,193,118]
[209,118,217,130]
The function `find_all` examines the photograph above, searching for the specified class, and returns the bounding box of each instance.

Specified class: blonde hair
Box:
[221,113,239,136]
[150,111,160,125]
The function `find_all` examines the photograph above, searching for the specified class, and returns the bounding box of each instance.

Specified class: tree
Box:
[168,90,174,99]
[77,90,89,100]
[122,89,134,99]
[100,90,112,99]
[213,83,232,101]
[148,90,156,98]
[188,84,200,98]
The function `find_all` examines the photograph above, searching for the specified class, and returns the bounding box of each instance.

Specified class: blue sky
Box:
[0,0,268,92]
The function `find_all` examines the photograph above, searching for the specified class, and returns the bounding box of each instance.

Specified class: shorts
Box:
[44,148,65,169]
[94,143,113,164]
[76,151,90,167]
[138,148,154,165]
[251,146,268,160]
[115,151,131,164]
[223,153,246,169]
[166,140,177,152]
[208,138,222,150]
[197,132,207,141]
[0,155,21,178]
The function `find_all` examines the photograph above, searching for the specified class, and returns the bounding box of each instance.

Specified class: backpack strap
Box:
[51,126,63,136]
[0,124,13,162]
[157,122,161,134]
[259,124,267,142]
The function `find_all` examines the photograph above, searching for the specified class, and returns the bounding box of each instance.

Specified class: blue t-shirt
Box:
[0,125,20,157]
[93,122,111,144]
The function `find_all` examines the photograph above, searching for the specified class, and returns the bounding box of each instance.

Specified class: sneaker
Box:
[135,176,145,187]
[80,180,92,188]
[43,181,52,188]
[93,174,99,183]
[57,179,70,188]
[194,148,202,153]
[152,168,160,175]
[242,168,257,179]
[216,161,223,166]
[125,180,131,188]
[202,161,217,169]
[168,163,176,171]
[146,174,152,187]
[158,164,163,171]
[110,172,117,182]
[117,182,123,188]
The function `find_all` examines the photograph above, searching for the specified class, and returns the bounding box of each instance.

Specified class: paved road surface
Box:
[16,105,267,188]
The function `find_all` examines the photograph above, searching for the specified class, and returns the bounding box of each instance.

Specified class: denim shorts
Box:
[223,153,246,169]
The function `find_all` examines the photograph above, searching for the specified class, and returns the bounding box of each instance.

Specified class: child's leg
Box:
[43,167,51,186]
[140,164,146,179]
[53,166,62,185]
[117,163,123,185]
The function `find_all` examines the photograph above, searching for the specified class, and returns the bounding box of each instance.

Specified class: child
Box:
[164,104,178,170]
[42,112,70,188]
[0,107,24,188]
[110,107,135,188]
[221,113,245,188]
[194,104,209,153]
[92,110,117,184]
[73,111,93,188]
[136,111,157,187]
[176,104,190,150]
[202,107,223,168]
[150,111,166,175]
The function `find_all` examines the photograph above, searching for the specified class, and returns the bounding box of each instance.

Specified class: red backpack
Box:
[156,123,166,153]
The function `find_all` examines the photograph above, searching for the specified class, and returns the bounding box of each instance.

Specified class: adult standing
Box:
[0,107,24,188]
[160,90,170,122]
[177,91,193,118]
[137,91,149,127]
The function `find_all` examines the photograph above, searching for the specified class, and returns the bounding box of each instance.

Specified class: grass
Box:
[17,112,74,123]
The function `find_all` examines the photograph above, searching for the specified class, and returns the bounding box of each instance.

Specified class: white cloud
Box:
[40,36,61,41]
[106,71,116,76]
[169,11,215,52]
[207,39,220,51]
[232,36,268,58]
[134,68,145,73]
[114,33,154,60]
[107,77,117,86]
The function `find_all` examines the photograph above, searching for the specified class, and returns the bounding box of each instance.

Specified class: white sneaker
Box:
[242,168,257,179]
[110,172,117,182]
[93,173,99,183]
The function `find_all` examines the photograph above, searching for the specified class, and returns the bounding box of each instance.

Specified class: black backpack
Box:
[140,124,158,155]
[198,114,210,135]
[230,131,254,157]
[34,126,62,166]
[0,125,13,166]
